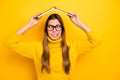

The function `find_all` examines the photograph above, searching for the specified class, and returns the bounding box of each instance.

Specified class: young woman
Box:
[5,13,100,80]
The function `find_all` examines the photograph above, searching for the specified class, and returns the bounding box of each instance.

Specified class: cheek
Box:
[60,31,62,35]
[47,31,51,36]
[59,31,62,35]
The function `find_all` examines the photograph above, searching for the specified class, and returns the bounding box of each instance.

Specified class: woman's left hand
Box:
[68,12,91,32]
[68,12,81,26]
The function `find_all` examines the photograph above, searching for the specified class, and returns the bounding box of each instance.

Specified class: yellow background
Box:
[0,0,120,80]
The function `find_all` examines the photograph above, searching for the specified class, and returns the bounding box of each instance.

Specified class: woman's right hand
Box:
[17,13,42,35]
[29,13,42,26]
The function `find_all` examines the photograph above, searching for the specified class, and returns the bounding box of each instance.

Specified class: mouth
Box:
[51,34,58,37]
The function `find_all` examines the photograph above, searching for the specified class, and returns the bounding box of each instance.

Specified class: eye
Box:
[56,25,62,30]
[56,25,61,28]
[48,25,53,29]
[47,25,53,31]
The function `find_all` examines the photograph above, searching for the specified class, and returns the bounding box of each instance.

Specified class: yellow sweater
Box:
[4,32,100,80]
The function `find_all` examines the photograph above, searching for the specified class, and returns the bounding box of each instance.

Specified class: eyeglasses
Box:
[47,25,62,31]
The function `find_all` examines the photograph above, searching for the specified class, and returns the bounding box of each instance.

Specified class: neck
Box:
[47,37,62,48]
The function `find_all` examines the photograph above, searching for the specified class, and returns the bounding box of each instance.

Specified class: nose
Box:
[53,28,57,32]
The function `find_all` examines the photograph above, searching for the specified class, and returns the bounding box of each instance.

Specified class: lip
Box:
[51,34,58,37]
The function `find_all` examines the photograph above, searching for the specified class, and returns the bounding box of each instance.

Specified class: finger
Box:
[33,13,42,19]
[37,13,42,19]
[67,12,75,18]
[67,13,73,17]
[68,12,77,17]
[68,12,76,15]
[32,16,39,20]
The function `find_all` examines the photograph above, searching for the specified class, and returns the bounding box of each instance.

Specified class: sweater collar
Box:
[47,37,62,48]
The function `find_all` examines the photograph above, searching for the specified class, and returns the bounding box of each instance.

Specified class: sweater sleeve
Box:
[76,32,101,56]
[4,33,37,59]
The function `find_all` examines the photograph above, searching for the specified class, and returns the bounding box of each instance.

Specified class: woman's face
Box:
[47,19,62,40]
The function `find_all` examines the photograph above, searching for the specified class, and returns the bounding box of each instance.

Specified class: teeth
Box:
[52,34,57,37]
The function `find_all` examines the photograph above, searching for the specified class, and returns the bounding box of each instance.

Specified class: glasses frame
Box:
[47,25,62,31]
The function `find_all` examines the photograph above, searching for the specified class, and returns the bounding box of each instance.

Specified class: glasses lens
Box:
[56,25,61,31]
[47,25,53,31]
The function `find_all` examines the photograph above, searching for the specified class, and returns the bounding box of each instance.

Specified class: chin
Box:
[51,37,60,40]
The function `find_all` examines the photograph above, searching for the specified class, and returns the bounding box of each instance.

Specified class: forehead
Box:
[48,19,61,25]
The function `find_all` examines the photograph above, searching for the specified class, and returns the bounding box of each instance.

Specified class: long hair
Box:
[41,14,70,74]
